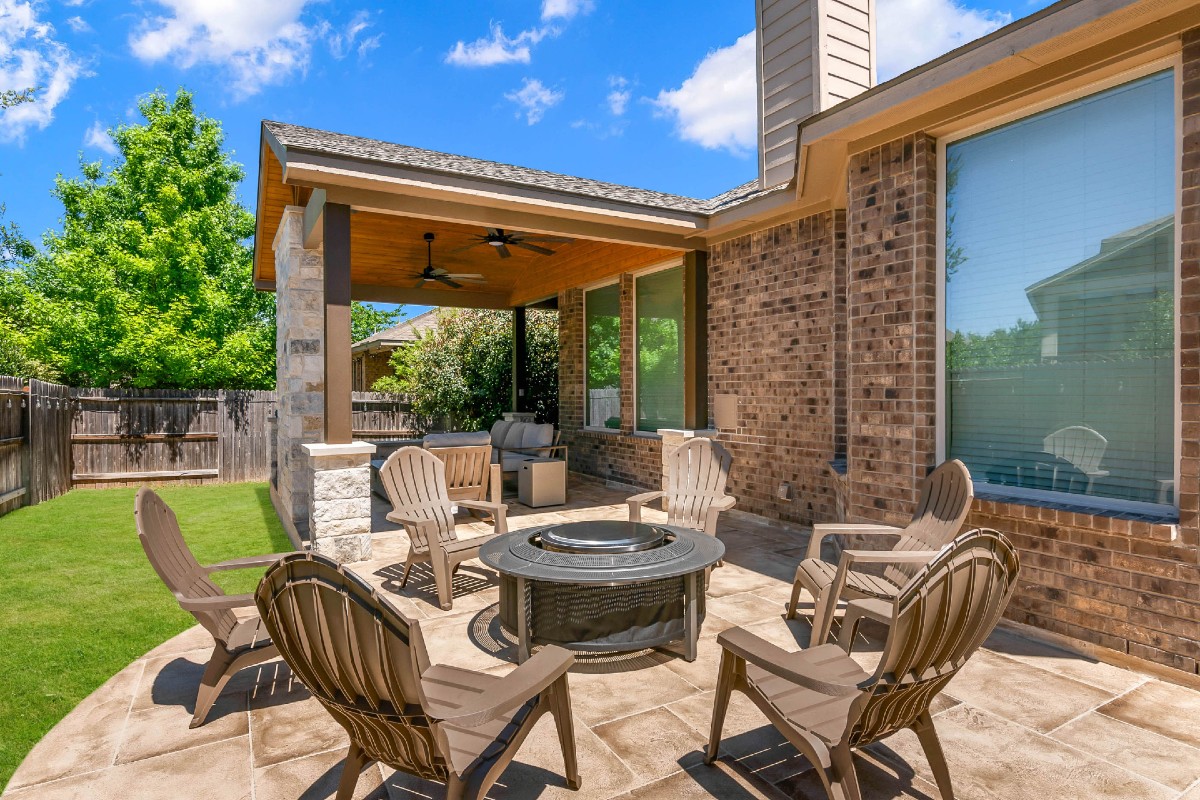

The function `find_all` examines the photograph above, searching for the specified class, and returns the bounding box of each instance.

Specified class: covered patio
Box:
[7,474,1200,800]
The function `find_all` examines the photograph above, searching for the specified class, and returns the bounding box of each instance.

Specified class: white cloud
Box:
[83,119,116,154]
[323,10,380,60]
[877,0,1010,80]
[606,75,630,116]
[541,0,594,22]
[65,15,90,34]
[652,32,756,156]
[128,0,321,99]
[504,78,563,125]
[445,22,553,67]
[0,0,85,144]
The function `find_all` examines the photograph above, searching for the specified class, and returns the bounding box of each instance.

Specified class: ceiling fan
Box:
[409,233,486,289]
[452,228,574,259]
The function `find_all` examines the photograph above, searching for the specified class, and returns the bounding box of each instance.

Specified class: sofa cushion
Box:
[501,422,527,451]
[489,419,513,448]
[521,423,554,451]
[424,431,491,448]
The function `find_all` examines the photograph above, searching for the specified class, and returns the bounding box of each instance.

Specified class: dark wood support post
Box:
[683,250,708,430]
[324,203,353,444]
[512,306,528,413]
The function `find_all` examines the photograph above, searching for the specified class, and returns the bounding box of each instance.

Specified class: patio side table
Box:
[518,457,567,507]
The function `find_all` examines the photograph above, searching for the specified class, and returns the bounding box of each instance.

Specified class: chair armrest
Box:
[458,500,508,534]
[428,645,575,727]
[805,523,903,560]
[627,491,665,522]
[840,549,941,566]
[710,495,736,511]
[511,445,568,459]
[204,553,292,573]
[717,628,865,696]
[179,593,258,612]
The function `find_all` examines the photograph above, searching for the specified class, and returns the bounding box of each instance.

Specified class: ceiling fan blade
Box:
[437,277,464,289]
[517,235,574,244]
[486,228,502,238]
[496,244,512,259]
[445,273,485,279]
[511,241,556,256]
[449,241,486,254]
[413,278,428,289]
[430,268,448,276]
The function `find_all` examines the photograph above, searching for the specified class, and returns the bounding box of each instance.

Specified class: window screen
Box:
[635,267,684,432]
[945,71,1175,506]
[585,284,621,428]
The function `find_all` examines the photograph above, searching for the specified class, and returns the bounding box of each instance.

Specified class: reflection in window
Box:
[945,71,1175,506]
[636,267,684,432]
[585,284,621,428]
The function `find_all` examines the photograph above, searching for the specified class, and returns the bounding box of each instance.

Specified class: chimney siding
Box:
[757,0,875,188]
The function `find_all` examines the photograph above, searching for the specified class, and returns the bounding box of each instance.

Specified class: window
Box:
[635,266,685,432]
[944,70,1175,507]
[584,283,621,428]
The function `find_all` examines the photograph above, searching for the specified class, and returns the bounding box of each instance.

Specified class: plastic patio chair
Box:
[255,552,580,800]
[134,487,290,727]
[425,443,502,505]
[628,438,736,536]
[786,459,973,646]
[378,446,509,610]
[709,528,1020,800]
[1044,425,1109,491]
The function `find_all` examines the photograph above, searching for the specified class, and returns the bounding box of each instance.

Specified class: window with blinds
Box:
[944,70,1176,508]
[635,266,685,432]
[585,283,622,429]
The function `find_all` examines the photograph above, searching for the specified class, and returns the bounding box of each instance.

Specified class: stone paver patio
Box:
[7,476,1200,800]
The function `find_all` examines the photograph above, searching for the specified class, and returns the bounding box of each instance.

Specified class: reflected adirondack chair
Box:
[786,459,974,646]
[628,438,736,536]
[378,446,508,610]
[134,488,289,727]
[710,528,1020,800]
[1044,425,1109,492]
[256,552,580,800]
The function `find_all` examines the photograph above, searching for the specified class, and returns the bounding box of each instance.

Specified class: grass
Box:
[0,483,291,791]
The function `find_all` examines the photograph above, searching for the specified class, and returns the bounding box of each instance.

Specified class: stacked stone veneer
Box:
[305,444,374,563]
[557,32,1200,675]
[273,207,326,542]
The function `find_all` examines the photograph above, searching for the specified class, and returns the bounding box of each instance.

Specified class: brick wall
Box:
[351,350,394,391]
[707,212,845,523]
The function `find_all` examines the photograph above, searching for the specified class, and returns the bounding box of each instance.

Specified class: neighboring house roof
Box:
[352,309,439,353]
[1025,215,1175,298]
[263,120,786,216]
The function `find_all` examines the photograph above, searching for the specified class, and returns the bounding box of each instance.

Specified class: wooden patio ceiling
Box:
[255,149,684,309]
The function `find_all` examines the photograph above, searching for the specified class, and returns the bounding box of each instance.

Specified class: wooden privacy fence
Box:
[0,378,418,515]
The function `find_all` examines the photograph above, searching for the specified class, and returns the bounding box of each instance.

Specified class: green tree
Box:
[375,308,558,432]
[0,206,51,378]
[15,90,275,388]
[0,87,36,109]
[351,302,401,343]
[946,318,1043,370]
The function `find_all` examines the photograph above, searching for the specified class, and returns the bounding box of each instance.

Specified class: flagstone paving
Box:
[6,475,1200,800]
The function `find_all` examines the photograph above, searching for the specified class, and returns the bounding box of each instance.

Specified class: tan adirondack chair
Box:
[379,446,509,610]
[134,488,289,727]
[628,438,736,536]
[709,528,1020,800]
[426,444,501,505]
[786,459,973,646]
[256,552,580,800]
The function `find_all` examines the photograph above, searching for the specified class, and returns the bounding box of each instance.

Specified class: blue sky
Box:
[2,0,1051,321]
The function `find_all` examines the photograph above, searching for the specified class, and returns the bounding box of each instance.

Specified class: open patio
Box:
[6,475,1199,800]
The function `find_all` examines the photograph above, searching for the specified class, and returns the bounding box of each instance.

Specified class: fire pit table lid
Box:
[539,520,665,553]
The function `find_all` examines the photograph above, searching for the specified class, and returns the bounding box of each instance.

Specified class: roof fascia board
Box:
[278,149,708,232]
[252,132,271,285]
[320,184,697,251]
[704,186,812,239]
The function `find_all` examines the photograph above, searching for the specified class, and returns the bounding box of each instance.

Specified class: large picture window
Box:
[944,70,1175,507]
[635,266,685,432]
[585,284,622,428]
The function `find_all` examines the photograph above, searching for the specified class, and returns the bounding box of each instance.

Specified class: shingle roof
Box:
[352,308,440,351]
[264,120,785,216]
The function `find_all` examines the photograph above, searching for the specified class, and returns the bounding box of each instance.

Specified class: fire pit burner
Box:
[537,521,667,554]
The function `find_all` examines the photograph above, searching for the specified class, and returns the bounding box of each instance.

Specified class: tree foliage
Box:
[2,90,275,388]
[351,302,401,343]
[0,87,36,109]
[374,308,558,432]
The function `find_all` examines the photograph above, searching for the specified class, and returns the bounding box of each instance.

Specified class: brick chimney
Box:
[756,0,876,188]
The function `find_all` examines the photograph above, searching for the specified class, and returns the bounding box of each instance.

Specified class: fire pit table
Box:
[478,520,724,663]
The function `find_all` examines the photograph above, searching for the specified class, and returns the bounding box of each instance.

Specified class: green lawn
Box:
[0,483,291,791]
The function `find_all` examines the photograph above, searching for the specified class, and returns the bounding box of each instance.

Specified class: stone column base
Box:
[303,442,376,563]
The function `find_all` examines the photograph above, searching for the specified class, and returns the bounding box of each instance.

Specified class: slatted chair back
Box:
[884,459,973,586]
[1044,426,1107,475]
[426,444,492,502]
[134,487,238,644]
[850,528,1019,746]
[379,446,457,555]
[255,552,449,782]
[665,439,733,531]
